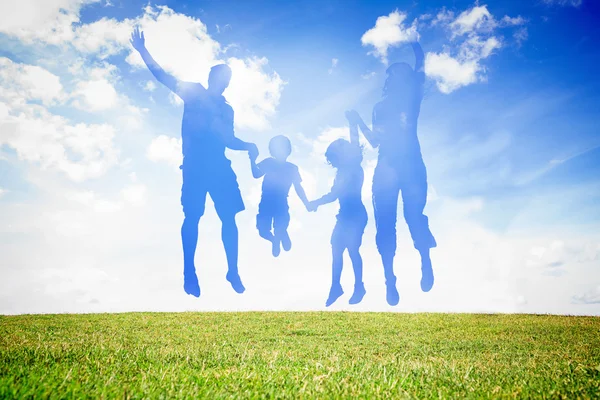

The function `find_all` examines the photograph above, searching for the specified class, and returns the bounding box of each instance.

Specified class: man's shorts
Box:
[180,158,245,219]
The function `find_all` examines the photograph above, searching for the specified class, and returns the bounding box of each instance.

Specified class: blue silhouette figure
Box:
[249,135,312,257]
[346,40,436,306]
[130,28,258,298]
[309,116,367,307]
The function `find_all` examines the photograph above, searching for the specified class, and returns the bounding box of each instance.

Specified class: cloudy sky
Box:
[1,0,599,315]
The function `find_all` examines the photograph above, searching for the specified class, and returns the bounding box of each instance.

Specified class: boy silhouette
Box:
[250,135,312,257]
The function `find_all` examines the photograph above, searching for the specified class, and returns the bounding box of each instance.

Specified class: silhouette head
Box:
[269,135,292,161]
[208,64,232,95]
[325,139,363,169]
[383,62,415,98]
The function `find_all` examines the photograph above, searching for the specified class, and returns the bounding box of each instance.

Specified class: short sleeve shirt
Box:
[178,82,234,166]
[258,158,302,201]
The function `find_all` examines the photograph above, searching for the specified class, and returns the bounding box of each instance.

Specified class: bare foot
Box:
[325,284,344,307]
[183,271,200,297]
[349,283,366,305]
[226,271,246,294]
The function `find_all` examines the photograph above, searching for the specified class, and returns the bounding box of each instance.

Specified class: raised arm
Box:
[348,116,360,146]
[412,41,424,75]
[346,110,379,148]
[130,27,191,95]
[250,156,264,179]
[411,41,426,95]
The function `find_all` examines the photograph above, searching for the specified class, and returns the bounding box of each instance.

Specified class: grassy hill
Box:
[1,312,599,398]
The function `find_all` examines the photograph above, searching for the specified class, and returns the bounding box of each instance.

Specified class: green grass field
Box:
[1,312,599,399]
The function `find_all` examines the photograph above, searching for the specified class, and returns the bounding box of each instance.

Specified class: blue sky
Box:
[1,0,599,315]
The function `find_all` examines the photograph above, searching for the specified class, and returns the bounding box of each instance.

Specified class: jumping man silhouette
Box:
[130,27,259,298]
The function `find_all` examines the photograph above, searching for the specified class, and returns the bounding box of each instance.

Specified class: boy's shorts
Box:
[256,199,290,234]
[180,158,245,219]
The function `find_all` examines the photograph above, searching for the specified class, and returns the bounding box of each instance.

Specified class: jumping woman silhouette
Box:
[346,40,436,306]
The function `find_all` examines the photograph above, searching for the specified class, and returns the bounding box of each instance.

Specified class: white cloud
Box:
[328,58,338,74]
[542,0,583,7]
[361,10,419,64]
[146,135,182,168]
[450,5,495,37]
[3,4,284,132]
[143,81,156,92]
[0,0,99,44]
[423,5,524,94]
[72,16,135,57]
[0,58,65,106]
[502,15,526,26]
[120,6,284,132]
[72,79,119,111]
[310,126,349,159]
[0,187,7,198]
[432,9,454,26]
[572,285,600,304]
[514,27,528,47]
[464,35,502,59]
[0,59,126,181]
[65,190,123,213]
[424,53,479,94]
[168,92,184,107]
[0,106,118,182]
[121,184,147,207]
[363,6,526,93]
[361,71,377,80]
[226,56,284,131]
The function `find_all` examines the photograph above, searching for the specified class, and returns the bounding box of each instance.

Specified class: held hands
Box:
[247,143,259,162]
[130,27,146,52]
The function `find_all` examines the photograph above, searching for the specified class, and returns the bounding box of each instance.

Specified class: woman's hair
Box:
[325,139,363,168]
[383,62,416,98]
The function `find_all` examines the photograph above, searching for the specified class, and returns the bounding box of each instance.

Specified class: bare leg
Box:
[348,247,366,305]
[221,214,245,293]
[181,215,201,297]
[326,246,344,307]
[373,165,400,306]
[419,248,434,292]
[401,175,435,293]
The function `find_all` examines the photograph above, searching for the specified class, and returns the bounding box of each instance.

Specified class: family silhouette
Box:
[131,27,435,307]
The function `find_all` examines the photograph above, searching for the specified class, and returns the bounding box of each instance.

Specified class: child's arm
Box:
[349,117,360,146]
[293,181,310,210]
[250,156,265,179]
[290,166,310,210]
[311,178,340,210]
[345,110,379,148]
[311,191,337,210]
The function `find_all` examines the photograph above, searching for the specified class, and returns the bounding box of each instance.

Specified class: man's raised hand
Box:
[130,27,146,52]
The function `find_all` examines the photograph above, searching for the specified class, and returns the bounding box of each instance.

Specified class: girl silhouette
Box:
[310,115,368,307]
